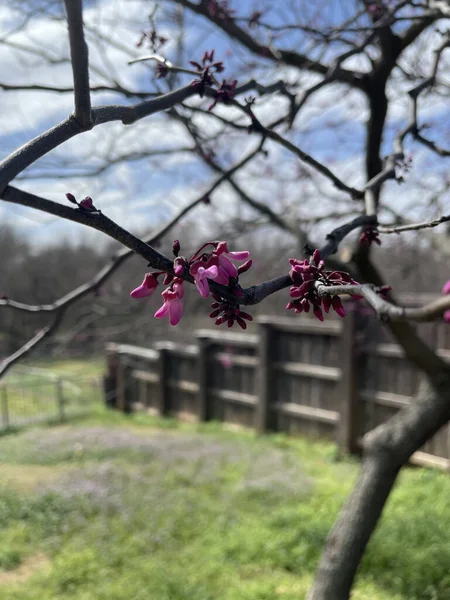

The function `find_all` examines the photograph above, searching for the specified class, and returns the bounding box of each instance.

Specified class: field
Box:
[0,390,449,600]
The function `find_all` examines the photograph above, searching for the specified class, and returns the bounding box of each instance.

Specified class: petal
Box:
[204,265,218,279]
[227,250,250,261]
[169,299,184,325]
[322,297,332,314]
[444,310,450,323]
[195,277,210,298]
[443,281,450,295]
[130,285,154,299]
[173,281,185,299]
[219,256,238,277]
[215,266,230,285]
[332,296,346,318]
[313,306,324,321]
[154,301,170,319]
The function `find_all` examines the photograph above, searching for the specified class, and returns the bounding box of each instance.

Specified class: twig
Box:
[0,313,63,378]
[316,282,450,323]
[379,214,450,234]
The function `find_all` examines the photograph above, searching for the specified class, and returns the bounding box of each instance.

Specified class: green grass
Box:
[0,410,449,600]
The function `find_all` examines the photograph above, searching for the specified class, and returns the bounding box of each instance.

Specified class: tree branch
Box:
[63,0,92,129]
[171,0,366,89]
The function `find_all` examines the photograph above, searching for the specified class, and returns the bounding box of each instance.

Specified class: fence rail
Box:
[104,307,450,471]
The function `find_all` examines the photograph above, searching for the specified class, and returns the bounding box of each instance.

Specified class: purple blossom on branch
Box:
[208,79,238,110]
[287,249,359,321]
[360,228,381,247]
[129,239,252,327]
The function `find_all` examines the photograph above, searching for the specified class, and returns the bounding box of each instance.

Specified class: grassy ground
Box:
[0,407,448,600]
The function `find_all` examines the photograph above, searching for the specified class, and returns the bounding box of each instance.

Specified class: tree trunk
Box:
[308,376,450,600]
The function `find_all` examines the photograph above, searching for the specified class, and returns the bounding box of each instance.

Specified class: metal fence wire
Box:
[0,369,101,430]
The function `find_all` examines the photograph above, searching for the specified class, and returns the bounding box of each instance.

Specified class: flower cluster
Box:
[287,249,358,321]
[208,79,238,111]
[130,240,252,327]
[442,280,450,323]
[209,295,253,329]
[359,227,381,247]
[136,29,168,52]
[190,50,225,98]
[156,62,170,79]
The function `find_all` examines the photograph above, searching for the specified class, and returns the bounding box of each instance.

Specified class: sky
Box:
[0,0,449,249]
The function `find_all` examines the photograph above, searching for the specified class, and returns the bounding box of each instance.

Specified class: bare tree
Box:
[1,1,450,598]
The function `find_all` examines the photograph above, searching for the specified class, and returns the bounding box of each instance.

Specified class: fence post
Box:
[255,319,276,433]
[155,344,170,417]
[337,304,359,454]
[1,386,9,430]
[56,378,65,422]
[196,333,211,422]
[104,345,119,409]
[116,360,127,413]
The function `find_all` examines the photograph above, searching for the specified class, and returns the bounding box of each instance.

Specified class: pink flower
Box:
[190,264,218,298]
[287,250,356,321]
[130,273,159,299]
[154,279,184,326]
[442,280,450,295]
[213,241,250,283]
[444,310,450,323]
[188,241,251,287]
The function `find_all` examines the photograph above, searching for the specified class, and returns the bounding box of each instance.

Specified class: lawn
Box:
[0,409,449,600]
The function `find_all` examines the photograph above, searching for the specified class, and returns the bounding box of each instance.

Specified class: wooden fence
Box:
[104,307,450,471]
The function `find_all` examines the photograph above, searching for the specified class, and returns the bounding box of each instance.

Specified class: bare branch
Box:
[379,214,450,234]
[0,313,63,378]
[316,281,450,323]
[63,0,92,128]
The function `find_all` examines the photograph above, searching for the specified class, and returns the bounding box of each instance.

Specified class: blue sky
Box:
[0,0,449,248]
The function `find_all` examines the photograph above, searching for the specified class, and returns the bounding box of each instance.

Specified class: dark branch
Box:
[64,0,93,128]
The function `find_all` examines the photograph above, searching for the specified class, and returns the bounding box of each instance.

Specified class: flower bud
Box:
[66,193,77,204]
[172,240,181,256]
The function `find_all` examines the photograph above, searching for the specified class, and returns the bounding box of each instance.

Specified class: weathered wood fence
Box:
[104,305,450,471]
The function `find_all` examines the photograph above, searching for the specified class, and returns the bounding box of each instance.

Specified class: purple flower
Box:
[190,264,218,298]
[130,273,159,299]
[287,249,357,321]
[208,79,238,110]
[360,228,381,247]
[154,279,184,326]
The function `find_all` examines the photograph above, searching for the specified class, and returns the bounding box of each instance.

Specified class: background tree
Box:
[1,1,450,599]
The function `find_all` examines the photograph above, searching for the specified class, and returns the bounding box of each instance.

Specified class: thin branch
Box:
[0,81,158,99]
[63,0,92,128]
[263,129,364,199]
[172,0,367,89]
[379,214,450,234]
[0,313,63,378]
[316,282,450,323]
[0,84,198,193]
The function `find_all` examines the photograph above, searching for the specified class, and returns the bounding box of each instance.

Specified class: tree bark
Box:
[308,374,450,600]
